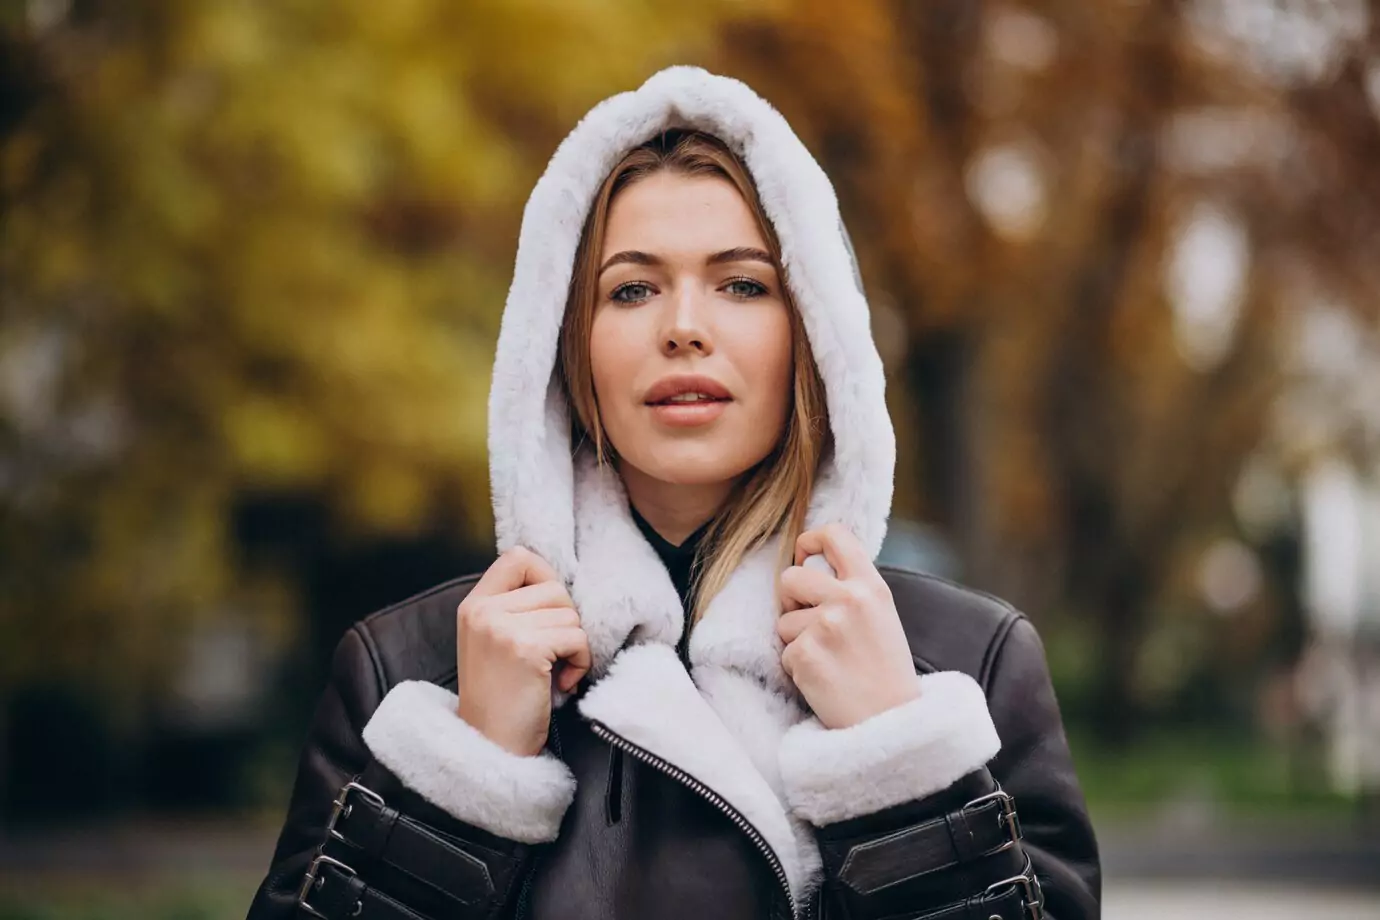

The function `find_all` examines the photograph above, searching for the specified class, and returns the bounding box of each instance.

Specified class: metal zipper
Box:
[588,720,800,920]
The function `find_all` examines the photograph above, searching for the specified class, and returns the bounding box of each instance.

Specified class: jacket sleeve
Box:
[247,624,576,920]
[778,616,1101,919]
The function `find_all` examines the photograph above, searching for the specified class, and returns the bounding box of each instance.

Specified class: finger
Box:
[778,564,840,611]
[501,581,576,614]
[555,655,588,694]
[473,546,563,597]
[506,606,580,630]
[546,627,592,687]
[780,633,812,680]
[777,606,821,645]
[795,524,871,580]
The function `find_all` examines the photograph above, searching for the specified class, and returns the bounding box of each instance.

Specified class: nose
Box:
[660,284,713,357]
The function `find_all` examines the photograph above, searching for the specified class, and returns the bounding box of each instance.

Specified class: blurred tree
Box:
[3,0,1378,768]
[0,0,746,707]
[716,0,1380,740]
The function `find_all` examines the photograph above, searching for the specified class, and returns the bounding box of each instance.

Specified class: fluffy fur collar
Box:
[486,66,896,904]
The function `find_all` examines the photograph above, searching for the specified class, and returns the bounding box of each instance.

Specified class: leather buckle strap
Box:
[326,778,497,908]
[326,782,386,844]
[836,784,1026,895]
[982,855,1045,920]
[960,787,1023,857]
[297,854,359,920]
[900,855,1045,920]
[295,783,384,918]
[298,855,431,920]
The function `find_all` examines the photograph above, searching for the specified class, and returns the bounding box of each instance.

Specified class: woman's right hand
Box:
[455,547,590,757]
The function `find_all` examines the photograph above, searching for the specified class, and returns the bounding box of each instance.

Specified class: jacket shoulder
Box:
[353,574,482,689]
[879,565,1025,688]
[351,567,1024,692]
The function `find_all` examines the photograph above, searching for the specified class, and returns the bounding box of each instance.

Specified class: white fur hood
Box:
[487,63,896,659]
[361,67,1000,911]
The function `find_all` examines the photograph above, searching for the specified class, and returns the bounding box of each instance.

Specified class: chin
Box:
[635,437,767,487]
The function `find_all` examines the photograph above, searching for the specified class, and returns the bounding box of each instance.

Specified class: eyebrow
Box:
[597,247,775,276]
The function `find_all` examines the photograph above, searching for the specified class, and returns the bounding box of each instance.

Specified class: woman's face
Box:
[590,171,793,494]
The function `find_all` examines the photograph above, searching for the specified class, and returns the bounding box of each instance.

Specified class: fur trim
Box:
[777,671,1001,827]
[569,453,683,674]
[691,667,800,798]
[690,542,796,695]
[579,644,820,902]
[692,665,825,902]
[361,681,576,844]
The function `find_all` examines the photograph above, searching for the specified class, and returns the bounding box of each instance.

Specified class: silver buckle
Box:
[963,787,1022,854]
[297,852,358,919]
[984,855,1044,920]
[326,780,385,845]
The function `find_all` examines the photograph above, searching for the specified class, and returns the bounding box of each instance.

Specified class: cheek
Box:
[749,311,795,422]
[588,310,636,404]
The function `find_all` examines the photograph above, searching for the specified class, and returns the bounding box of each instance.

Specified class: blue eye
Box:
[611,282,654,303]
[725,277,768,299]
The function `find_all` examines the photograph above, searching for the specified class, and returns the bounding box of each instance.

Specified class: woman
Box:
[249,66,1100,920]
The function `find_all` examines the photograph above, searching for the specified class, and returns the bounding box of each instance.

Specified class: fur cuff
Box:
[778,671,1000,826]
[361,680,576,844]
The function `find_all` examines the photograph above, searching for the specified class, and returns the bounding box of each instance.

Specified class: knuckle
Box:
[503,546,537,572]
[790,635,820,669]
[842,582,869,610]
[493,626,525,656]
[780,642,798,675]
[777,619,800,647]
[819,608,846,636]
[457,598,487,630]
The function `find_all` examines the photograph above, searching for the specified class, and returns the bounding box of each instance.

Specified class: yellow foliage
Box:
[0,0,754,692]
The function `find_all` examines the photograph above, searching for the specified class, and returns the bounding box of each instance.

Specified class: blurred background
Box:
[2,0,1379,916]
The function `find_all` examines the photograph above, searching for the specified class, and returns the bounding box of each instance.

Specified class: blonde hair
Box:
[558,128,831,623]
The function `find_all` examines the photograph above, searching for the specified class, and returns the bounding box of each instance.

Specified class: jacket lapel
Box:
[578,644,817,900]
[565,454,820,901]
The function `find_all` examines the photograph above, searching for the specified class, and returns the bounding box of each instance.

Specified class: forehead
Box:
[601,172,768,260]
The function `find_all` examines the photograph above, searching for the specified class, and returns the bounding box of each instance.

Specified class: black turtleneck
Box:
[629,504,711,619]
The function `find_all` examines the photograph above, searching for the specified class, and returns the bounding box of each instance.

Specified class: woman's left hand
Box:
[777,524,922,730]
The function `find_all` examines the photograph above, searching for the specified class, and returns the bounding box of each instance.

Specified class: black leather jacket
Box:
[248,567,1101,920]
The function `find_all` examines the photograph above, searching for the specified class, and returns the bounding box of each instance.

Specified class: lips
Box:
[643,374,732,406]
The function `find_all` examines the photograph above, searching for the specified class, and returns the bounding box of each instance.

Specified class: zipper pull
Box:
[605,745,625,825]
